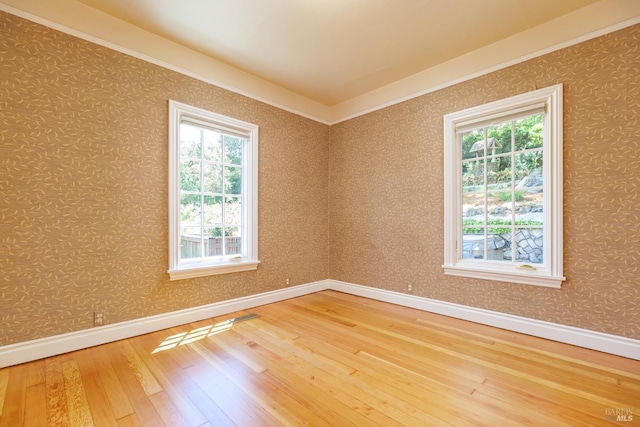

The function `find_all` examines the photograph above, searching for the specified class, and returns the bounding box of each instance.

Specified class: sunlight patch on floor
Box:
[152,313,259,353]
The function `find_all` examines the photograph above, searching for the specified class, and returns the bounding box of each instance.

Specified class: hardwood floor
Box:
[1,290,639,426]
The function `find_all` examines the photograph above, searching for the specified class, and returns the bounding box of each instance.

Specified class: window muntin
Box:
[443,85,564,288]
[179,124,244,261]
[460,113,544,264]
[168,101,259,280]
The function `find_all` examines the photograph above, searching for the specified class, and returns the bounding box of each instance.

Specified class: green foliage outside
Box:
[180,128,244,236]
[223,135,243,195]
[462,114,543,188]
[497,190,525,202]
[463,218,543,235]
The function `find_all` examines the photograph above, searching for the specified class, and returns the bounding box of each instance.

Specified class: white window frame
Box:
[443,84,564,288]
[168,100,259,280]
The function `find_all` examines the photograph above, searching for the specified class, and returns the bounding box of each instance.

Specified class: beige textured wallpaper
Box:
[330,24,640,339]
[0,12,329,346]
[1,10,638,347]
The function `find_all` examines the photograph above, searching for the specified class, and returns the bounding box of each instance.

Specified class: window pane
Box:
[180,160,201,192]
[180,228,201,259]
[462,192,484,219]
[462,234,485,259]
[487,155,511,189]
[515,151,543,183]
[224,166,242,195]
[515,189,544,223]
[203,163,222,193]
[203,130,223,162]
[205,226,223,237]
[501,230,514,261]
[180,194,201,225]
[203,195,222,225]
[515,228,544,264]
[463,159,485,187]
[515,114,543,151]
[204,229,223,256]
[462,161,478,192]
[225,197,242,226]
[181,225,201,236]
[225,227,242,255]
[224,136,243,165]
[180,124,201,158]
[486,230,508,261]
[487,191,512,221]
[486,122,511,156]
[488,228,512,261]
[515,162,543,189]
[462,130,484,160]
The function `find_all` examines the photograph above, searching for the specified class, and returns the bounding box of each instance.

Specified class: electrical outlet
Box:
[407,284,413,292]
[285,277,290,286]
[94,311,105,326]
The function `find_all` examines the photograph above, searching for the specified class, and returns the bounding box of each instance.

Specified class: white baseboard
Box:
[328,279,640,361]
[2,278,639,368]
[0,280,329,368]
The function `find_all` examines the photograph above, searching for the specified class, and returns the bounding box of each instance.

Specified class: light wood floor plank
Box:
[0,369,9,418]
[105,342,165,426]
[0,366,26,427]
[256,322,473,426]
[229,324,413,426]
[119,341,163,396]
[278,300,485,395]
[129,333,207,427]
[115,413,142,427]
[139,332,236,426]
[24,360,46,388]
[475,378,608,426]
[325,290,640,375]
[334,309,632,410]
[24,383,47,427]
[184,361,278,426]
[75,347,119,427]
[44,357,71,427]
[148,391,189,427]
[204,329,372,426]
[1,290,639,426]
[61,360,94,426]
[90,344,135,421]
[190,339,310,427]
[165,367,235,427]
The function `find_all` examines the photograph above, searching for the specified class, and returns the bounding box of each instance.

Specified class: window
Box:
[443,85,564,288]
[168,101,259,280]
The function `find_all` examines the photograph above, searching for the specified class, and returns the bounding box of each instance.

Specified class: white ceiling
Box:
[76,0,600,106]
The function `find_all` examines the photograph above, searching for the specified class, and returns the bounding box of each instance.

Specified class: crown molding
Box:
[330,1,640,123]
[0,0,333,124]
[1,0,638,124]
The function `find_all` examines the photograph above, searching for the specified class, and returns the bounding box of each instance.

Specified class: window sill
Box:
[168,259,260,281]
[443,264,565,288]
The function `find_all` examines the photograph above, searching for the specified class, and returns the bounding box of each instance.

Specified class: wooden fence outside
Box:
[180,235,241,258]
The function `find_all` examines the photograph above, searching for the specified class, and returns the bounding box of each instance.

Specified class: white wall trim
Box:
[328,280,640,361]
[330,15,640,124]
[0,2,333,125]
[2,278,639,368]
[0,280,329,368]
[1,1,638,125]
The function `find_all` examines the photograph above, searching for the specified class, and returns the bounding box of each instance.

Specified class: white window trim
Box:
[443,84,565,288]
[168,100,259,280]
